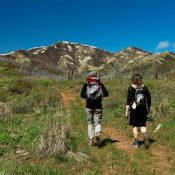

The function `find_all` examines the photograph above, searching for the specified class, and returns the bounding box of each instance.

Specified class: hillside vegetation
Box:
[0,62,175,174]
[1,41,175,79]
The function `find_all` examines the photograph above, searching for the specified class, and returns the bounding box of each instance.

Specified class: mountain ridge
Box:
[0,41,175,79]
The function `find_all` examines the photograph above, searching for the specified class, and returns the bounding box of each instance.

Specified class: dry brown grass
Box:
[38,121,69,157]
[152,98,172,118]
[0,102,12,120]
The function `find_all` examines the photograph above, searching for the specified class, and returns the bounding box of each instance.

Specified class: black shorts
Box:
[129,106,147,127]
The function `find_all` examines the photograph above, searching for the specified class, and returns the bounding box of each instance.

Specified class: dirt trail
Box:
[60,90,76,111]
[103,127,134,155]
[104,126,175,175]
[60,90,175,175]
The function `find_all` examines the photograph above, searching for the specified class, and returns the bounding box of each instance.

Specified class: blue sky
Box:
[0,0,175,53]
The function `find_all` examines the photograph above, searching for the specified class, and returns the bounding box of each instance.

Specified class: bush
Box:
[10,97,33,114]
[38,121,69,157]
[10,86,61,114]
[8,78,37,95]
[151,98,172,118]
[0,102,12,120]
[0,90,9,102]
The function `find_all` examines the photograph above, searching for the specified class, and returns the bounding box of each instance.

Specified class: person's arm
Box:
[125,86,132,116]
[100,82,109,97]
[125,105,130,117]
[80,83,88,99]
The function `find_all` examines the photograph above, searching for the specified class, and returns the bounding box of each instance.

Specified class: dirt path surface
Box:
[104,126,175,175]
[103,127,134,155]
[60,90,76,111]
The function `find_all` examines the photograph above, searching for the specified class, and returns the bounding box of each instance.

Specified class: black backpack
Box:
[130,86,147,109]
[134,87,146,106]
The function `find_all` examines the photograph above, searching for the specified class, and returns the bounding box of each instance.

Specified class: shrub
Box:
[10,86,61,114]
[8,77,37,95]
[152,98,171,118]
[0,91,9,102]
[0,102,12,120]
[38,121,69,157]
[10,97,33,114]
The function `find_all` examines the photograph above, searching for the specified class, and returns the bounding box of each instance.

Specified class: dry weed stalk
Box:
[38,121,69,157]
[0,102,12,120]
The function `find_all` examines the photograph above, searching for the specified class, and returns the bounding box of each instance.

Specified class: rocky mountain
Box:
[0,41,175,79]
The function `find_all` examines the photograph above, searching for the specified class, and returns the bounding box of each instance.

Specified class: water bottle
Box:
[153,124,161,134]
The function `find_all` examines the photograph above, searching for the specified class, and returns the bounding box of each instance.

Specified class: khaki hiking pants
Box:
[86,108,102,140]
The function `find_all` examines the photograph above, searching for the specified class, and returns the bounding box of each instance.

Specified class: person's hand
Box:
[125,105,130,119]
[125,111,129,119]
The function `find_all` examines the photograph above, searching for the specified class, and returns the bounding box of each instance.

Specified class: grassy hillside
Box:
[0,62,175,174]
[1,43,175,79]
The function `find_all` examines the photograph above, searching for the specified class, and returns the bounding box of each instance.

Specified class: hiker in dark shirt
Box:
[125,73,151,148]
[80,72,109,146]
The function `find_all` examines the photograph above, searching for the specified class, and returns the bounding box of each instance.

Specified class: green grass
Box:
[1,62,175,174]
[59,78,174,174]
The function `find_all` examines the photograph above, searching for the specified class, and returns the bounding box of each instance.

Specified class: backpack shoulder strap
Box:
[128,85,134,102]
[129,85,133,92]
[143,85,148,90]
[142,85,148,92]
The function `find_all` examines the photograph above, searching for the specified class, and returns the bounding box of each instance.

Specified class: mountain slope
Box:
[0,41,175,78]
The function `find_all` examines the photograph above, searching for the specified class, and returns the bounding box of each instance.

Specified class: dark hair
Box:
[131,73,143,85]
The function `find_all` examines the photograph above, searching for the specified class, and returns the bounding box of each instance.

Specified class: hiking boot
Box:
[144,136,150,149]
[95,136,101,146]
[89,139,95,146]
[132,139,139,148]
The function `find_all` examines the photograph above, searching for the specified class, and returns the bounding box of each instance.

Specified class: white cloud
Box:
[156,41,170,49]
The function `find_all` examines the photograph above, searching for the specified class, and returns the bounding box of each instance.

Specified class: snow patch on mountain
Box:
[1,51,15,56]
[61,41,98,49]
[28,46,47,51]
[28,46,48,54]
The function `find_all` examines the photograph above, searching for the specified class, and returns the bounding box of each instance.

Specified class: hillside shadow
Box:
[147,115,155,122]
[98,138,120,148]
[138,138,156,147]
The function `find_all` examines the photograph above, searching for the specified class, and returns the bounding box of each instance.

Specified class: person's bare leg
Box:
[132,127,139,148]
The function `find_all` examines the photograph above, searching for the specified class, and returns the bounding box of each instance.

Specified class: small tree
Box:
[68,65,76,80]
[155,61,159,79]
